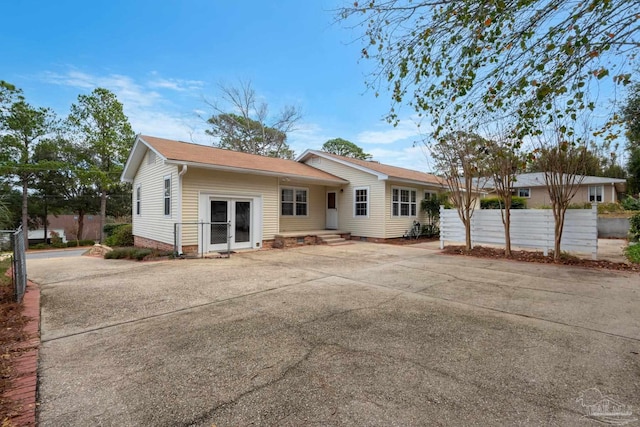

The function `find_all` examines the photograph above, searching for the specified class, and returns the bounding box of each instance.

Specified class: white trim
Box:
[391,186,418,217]
[163,174,172,217]
[353,186,370,218]
[297,150,388,180]
[164,159,347,185]
[121,135,167,182]
[280,186,309,217]
[517,188,531,198]
[588,185,604,203]
[135,184,142,216]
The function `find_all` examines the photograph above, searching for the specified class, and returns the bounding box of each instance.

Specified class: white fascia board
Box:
[389,177,448,188]
[120,135,168,182]
[298,150,388,180]
[163,160,348,186]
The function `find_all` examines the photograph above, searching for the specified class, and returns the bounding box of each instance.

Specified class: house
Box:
[484,172,627,207]
[121,135,447,254]
[46,214,101,241]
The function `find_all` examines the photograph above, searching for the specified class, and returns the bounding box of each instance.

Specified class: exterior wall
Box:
[516,183,618,207]
[278,182,327,232]
[181,168,279,246]
[384,182,444,238]
[304,156,386,238]
[134,235,174,251]
[132,150,179,245]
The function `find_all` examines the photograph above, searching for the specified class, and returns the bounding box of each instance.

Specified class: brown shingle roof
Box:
[140,135,347,183]
[318,151,445,186]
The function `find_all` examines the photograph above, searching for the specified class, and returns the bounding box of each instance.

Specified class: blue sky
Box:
[1,0,432,170]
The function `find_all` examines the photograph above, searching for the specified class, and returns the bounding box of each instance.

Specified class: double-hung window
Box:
[163,176,171,216]
[588,186,603,203]
[354,187,369,217]
[517,188,530,198]
[135,185,141,215]
[392,187,417,217]
[281,187,308,216]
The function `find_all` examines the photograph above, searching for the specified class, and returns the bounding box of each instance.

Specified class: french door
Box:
[209,199,252,251]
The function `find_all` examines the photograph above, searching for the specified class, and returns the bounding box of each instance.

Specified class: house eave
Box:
[297,149,388,180]
[163,160,348,186]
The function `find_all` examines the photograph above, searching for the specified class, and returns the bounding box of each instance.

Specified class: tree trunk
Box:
[100,189,107,243]
[77,211,85,242]
[464,218,472,251]
[21,181,28,248]
[554,208,565,261]
[504,206,511,257]
[43,197,48,246]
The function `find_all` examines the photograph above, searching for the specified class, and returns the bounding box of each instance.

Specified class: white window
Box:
[392,187,417,217]
[518,188,530,198]
[589,186,603,203]
[281,187,308,216]
[424,191,436,201]
[163,176,171,216]
[135,185,141,215]
[354,187,369,217]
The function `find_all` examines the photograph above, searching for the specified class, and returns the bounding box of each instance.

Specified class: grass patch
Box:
[625,243,640,264]
[105,247,173,261]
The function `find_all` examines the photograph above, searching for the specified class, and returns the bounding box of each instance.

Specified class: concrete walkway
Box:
[29,243,640,426]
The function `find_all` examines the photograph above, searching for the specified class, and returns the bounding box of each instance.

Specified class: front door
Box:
[326,191,338,229]
[209,199,252,251]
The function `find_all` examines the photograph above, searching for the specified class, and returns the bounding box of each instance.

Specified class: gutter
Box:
[176,164,188,254]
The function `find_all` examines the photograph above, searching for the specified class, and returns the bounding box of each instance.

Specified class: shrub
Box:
[29,243,48,250]
[50,230,65,248]
[597,202,625,214]
[629,212,640,242]
[567,202,593,209]
[66,239,95,247]
[621,196,640,211]
[105,224,133,247]
[103,223,128,237]
[624,243,640,264]
[104,247,170,261]
[480,196,527,209]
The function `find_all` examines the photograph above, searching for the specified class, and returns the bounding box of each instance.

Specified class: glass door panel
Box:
[234,201,251,243]
[210,200,228,244]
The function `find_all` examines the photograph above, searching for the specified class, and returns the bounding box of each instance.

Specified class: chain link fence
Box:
[174,222,231,258]
[1,226,27,302]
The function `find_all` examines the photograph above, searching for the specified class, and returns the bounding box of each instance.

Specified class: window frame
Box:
[353,186,369,218]
[163,175,171,217]
[135,185,141,216]
[517,188,531,198]
[588,185,603,203]
[392,186,418,217]
[280,186,309,217]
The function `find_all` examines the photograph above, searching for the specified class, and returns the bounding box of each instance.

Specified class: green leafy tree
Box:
[338,1,638,139]
[431,131,487,250]
[68,88,135,242]
[206,80,301,159]
[623,82,640,194]
[322,138,371,159]
[0,88,57,247]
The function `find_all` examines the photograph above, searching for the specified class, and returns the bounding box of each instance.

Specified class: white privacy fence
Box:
[439,205,598,259]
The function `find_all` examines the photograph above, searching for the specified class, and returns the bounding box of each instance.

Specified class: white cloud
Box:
[148,76,205,92]
[355,119,427,145]
[368,145,435,172]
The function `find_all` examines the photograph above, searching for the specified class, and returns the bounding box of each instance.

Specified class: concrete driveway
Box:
[29,243,640,426]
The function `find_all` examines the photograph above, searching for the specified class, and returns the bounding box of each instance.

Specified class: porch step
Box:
[319,234,348,245]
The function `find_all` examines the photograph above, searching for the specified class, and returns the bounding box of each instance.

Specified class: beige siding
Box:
[132,150,179,245]
[304,156,386,238]
[279,183,326,232]
[181,168,279,245]
[515,183,617,208]
[384,182,444,238]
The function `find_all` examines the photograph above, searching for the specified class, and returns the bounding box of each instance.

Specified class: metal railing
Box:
[173,222,232,259]
[1,226,27,302]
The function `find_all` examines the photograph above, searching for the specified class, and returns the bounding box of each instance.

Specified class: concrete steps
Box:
[319,234,350,246]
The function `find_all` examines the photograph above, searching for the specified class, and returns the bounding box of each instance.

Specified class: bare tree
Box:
[534,120,589,261]
[431,131,487,251]
[205,81,302,159]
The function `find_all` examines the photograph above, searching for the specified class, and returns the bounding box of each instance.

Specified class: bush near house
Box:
[103,223,129,237]
[621,196,640,211]
[480,196,527,209]
[104,247,173,261]
[629,212,640,242]
[104,224,133,247]
[597,202,626,214]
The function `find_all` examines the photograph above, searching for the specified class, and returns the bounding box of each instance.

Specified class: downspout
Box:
[177,164,188,254]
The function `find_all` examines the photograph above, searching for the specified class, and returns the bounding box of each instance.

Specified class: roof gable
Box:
[298,150,445,187]
[121,135,348,184]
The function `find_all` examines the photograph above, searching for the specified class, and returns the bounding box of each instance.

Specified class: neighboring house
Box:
[121,135,447,254]
[46,214,101,241]
[27,228,67,244]
[484,172,627,207]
